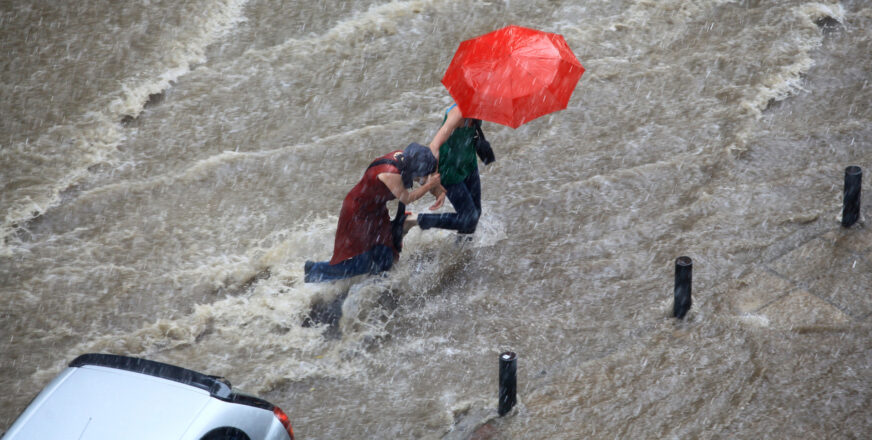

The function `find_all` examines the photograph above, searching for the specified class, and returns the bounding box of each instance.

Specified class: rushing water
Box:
[1,0,870,438]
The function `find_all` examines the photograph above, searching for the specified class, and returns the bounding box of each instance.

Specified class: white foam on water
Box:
[337,213,507,336]
[1,0,249,246]
[28,218,341,387]
[27,209,507,394]
[729,2,846,153]
[108,0,250,119]
[738,312,772,328]
[242,0,451,61]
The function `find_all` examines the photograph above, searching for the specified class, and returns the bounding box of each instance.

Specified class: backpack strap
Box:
[472,120,495,165]
[367,157,401,170]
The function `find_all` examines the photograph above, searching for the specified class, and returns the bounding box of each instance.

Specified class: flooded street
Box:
[1,0,870,438]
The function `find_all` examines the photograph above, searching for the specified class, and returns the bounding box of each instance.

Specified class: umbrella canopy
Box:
[441,25,584,128]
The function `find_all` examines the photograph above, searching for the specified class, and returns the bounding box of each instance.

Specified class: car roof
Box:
[4,354,286,440]
[69,353,235,398]
[6,363,214,440]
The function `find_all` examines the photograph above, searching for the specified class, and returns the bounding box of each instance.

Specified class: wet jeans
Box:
[304,245,394,283]
[417,167,481,234]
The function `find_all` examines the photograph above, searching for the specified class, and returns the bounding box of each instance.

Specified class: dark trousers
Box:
[304,245,394,283]
[417,167,481,234]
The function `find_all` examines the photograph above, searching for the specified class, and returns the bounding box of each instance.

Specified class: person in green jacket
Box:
[407,103,482,234]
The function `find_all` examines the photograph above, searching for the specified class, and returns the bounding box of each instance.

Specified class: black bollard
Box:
[498,352,517,416]
[842,166,862,228]
[673,257,693,319]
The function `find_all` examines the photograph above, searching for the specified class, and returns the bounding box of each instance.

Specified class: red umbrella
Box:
[441,25,584,128]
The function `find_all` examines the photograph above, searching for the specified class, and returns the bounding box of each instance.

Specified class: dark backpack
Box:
[473,120,495,165]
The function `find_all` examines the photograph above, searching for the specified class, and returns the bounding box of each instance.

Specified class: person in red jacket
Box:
[305,143,439,283]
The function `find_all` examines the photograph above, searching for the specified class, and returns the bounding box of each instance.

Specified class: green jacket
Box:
[438,105,477,185]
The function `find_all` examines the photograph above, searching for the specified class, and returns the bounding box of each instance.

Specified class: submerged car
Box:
[2,353,294,440]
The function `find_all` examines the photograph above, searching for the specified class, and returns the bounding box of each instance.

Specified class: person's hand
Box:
[429,185,446,210]
[426,173,441,189]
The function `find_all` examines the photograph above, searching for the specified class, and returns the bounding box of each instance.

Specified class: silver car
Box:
[2,353,294,440]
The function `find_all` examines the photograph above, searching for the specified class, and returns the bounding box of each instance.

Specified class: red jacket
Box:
[329,151,402,264]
